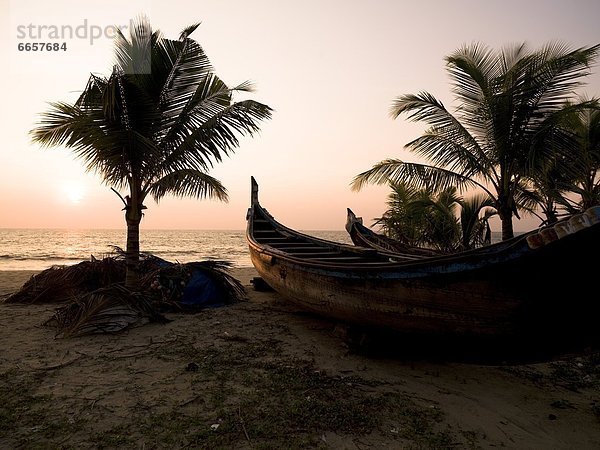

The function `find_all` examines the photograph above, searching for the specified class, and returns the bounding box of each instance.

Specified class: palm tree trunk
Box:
[582,173,595,210]
[498,207,514,240]
[125,215,141,289]
[497,183,514,240]
[544,208,558,225]
[124,181,144,290]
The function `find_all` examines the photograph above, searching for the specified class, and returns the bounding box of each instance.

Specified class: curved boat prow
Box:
[345,208,363,234]
[346,208,443,256]
[251,176,260,206]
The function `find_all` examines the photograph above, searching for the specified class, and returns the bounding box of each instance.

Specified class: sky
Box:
[1,0,599,231]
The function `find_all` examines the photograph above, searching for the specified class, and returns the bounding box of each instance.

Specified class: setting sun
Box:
[60,180,86,204]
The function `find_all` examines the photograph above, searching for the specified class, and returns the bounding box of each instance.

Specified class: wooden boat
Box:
[345,208,441,256]
[246,177,600,337]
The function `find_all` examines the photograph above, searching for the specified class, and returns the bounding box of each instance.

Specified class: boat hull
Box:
[247,179,600,338]
[249,222,599,338]
[250,251,513,335]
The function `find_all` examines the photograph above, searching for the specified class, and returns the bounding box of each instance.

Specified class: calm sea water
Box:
[0,229,351,271]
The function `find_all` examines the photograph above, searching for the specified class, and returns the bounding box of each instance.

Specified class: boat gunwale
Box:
[247,202,539,273]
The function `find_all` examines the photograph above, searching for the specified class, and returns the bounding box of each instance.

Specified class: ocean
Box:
[0,229,351,271]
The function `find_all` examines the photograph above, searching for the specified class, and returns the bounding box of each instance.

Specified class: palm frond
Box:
[46,284,166,337]
[31,101,106,148]
[406,132,493,182]
[179,22,201,40]
[30,101,165,189]
[166,99,272,170]
[459,194,497,248]
[498,42,529,74]
[512,186,542,215]
[390,92,497,186]
[157,34,213,111]
[113,15,153,75]
[148,169,228,202]
[510,43,600,152]
[75,73,108,108]
[159,73,233,148]
[446,42,496,107]
[351,159,492,197]
[6,252,246,336]
[4,259,125,304]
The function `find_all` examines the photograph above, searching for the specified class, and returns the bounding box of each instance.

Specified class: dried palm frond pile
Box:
[4,258,125,304]
[44,284,169,337]
[4,250,245,337]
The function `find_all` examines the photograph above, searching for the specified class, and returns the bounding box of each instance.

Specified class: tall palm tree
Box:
[31,17,272,288]
[352,42,599,240]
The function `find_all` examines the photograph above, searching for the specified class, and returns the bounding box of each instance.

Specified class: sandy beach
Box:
[1,268,600,448]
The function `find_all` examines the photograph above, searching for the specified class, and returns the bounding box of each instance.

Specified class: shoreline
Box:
[0,270,40,297]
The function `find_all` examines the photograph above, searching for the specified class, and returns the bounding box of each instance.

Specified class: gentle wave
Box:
[0,255,86,261]
[0,229,350,271]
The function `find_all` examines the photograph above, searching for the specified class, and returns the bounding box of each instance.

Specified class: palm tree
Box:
[374,182,494,252]
[411,187,461,253]
[559,99,600,211]
[521,99,600,223]
[458,194,496,249]
[31,17,272,288]
[352,42,599,240]
[520,156,572,225]
[373,182,425,244]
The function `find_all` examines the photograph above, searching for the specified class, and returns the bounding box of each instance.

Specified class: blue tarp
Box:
[179,268,224,308]
[150,256,226,310]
